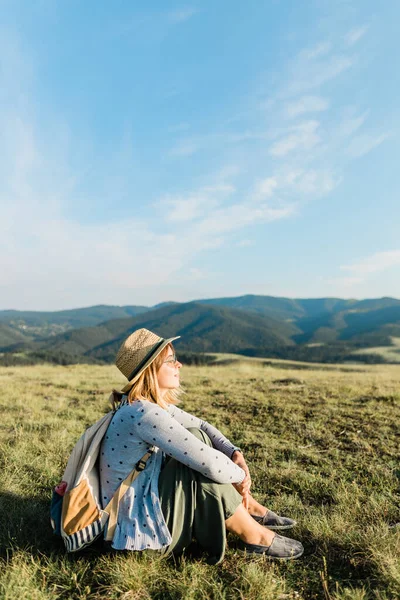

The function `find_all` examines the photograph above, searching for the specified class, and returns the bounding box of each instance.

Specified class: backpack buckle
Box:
[135,447,155,472]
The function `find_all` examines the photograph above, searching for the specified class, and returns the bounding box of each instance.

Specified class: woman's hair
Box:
[127,343,184,408]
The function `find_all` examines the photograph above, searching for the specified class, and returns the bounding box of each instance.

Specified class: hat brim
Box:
[120,335,181,394]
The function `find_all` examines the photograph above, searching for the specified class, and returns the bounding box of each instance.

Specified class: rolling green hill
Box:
[0,323,33,349]
[2,295,400,365]
[0,304,151,349]
[194,294,355,321]
[37,301,299,362]
[292,303,400,346]
[196,295,400,353]
[0,304,150,328]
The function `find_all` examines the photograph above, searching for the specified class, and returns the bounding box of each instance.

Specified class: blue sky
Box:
[1,0,399,310]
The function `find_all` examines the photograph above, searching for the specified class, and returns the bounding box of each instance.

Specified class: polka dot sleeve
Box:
[134,401,245,484]
[168,405,241,458]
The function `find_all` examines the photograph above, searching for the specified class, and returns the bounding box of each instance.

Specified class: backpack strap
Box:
[103,446,155,542]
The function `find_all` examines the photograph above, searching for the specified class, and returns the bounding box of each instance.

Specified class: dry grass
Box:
[0,359,399,599]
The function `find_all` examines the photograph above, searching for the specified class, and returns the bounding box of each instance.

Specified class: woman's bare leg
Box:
[246,494,269,517]
[225,504,275,546]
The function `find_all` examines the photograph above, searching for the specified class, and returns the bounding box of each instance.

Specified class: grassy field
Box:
[0,358,399,599]
[352,337,400,364]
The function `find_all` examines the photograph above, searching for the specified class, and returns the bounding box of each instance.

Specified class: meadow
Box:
[0,357,399,599]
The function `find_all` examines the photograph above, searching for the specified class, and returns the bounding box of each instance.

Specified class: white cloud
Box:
[227,130,270,143]
[0,58,294,311]
[338,110,369,137]
[253,177,278,199]
[284,169,340,195]
[167,8,198,24]
[193,202,295,235]
[248,168,340,203]
[0,17,393,309]
[168,129,273,158]
[287,54,354,95]
[0,208,186,309]
[341,251,400,276]
[236,239,255,247]
[212,164,242,181]
[168,140,199,157]
[202,184,236,194]
[258,97,276,112]
[0,114,182,301]
[346,133,390,158]
[161,194,212,222]
[0,35,231,309]
[345,26,369,46]
[269,120,320,157]
[188,267,207,280]
[157,184,235,223]
[323,251,400,295]
[325,276,363,287]
[285,96,329,118]
[303,42,332,60]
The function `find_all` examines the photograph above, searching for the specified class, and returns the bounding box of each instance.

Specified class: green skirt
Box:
[158,427,242,564]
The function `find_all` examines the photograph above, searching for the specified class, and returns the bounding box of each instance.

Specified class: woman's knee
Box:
[186,427,213,447]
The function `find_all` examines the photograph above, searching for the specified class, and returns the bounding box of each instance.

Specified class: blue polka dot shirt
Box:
[99,397,245,551]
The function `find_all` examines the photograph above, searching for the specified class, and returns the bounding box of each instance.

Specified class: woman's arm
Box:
[168,404,241,458]
[133,400,246,485]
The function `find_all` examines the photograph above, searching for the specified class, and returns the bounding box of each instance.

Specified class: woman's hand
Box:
[232,450,251,510]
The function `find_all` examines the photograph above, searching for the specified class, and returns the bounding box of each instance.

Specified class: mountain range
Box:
[1,295,400,365]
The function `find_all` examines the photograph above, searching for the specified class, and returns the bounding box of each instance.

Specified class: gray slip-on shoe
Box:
[251,510,297,530]
[242,534,304,560]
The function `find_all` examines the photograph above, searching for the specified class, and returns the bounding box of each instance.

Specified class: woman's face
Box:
[157,346,182,395]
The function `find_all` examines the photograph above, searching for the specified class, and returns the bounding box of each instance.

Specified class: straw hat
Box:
[116,328,181,393]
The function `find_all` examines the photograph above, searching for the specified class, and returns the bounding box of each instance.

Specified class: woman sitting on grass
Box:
[100,327,304,563]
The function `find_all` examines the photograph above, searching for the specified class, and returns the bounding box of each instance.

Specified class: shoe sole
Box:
[264,521,297,531]
[239,547,304,561]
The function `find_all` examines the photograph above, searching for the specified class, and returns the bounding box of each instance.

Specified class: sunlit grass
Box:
[0,360,399,599]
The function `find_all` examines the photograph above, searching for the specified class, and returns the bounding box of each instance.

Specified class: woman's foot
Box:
[226,504,303,560]
[225,504,276,547]
[246,496,296,530]
[241,524,276,547]
[242,534,304,560]
[251,510,297,531]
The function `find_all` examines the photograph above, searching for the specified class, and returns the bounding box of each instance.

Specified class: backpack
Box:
[50,404,154,552]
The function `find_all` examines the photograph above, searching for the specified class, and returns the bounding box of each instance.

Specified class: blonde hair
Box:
[127,343,184,409]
